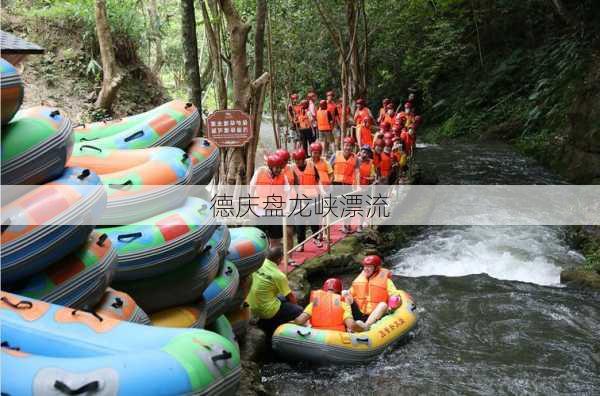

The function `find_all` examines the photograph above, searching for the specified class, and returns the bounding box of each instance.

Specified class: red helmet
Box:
[308,91,317,99]
[300,99,309,109]
[319,99,327,109]
[384,138,393,147]
[380,122,391,131]
[404,102,412,109]
[391,125,401,133]
[362,255,382,267]
[375,138,385,148]
[275,149,290,163]
[385,103,395,110]
[310,142,323,153]
[356,98,366,106]
[292,148,306,160]
[383,132,393,140]
[343,136,355,146]
[290,93,299,100]
[267,154,284,168]
[322,278,343,294]
[326,90,335,97]
[383,98,391,105]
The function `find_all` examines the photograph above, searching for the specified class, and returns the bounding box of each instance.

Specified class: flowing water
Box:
[260,143,600,395]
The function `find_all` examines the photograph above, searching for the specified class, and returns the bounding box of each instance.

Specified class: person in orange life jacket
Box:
[307,91,318,123]
[306,142,332,244]
[402,102,416,128]
[392,136,408,176]
[380,140,394,185]
[249,153,291,248]
[407,127,416,155]
[296,100,315,153]
[372,139,384,169]
[330,137,358,234]
[294,278,365,332]
[382,103,395,127]
[357,145,376,186]
[247,246,304,340]
[392,125,402,139]
[275,149,298,262]
[354,98,374,129]
[357,117,374,148]
[342,255,402,330]
[399,127,412,156]
[287,93,302,127]
[291,148,323,251]
[325,91,341,150]
[378,98,392,124]
[395,114,407,129]
[316,100,335,156]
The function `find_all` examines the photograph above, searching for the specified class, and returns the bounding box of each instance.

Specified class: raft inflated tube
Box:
[151,304,207,329]
[0,292,241,395]
[95,288,151,325]
[206,224,231,259]
[73,100,199,150]
[1,106,74,187]
[187,137,220,185]
[226,227,268,277]
[15,232,117,309]
[68,146,193,223]
[227,274,253,313]
[1,168,107,285]
[203,260,240,325]
[0,58,24,124]
[97,196,217,281]
[207,315,237,346]
[272,290,418,364]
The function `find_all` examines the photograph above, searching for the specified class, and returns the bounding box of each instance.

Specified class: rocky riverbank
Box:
[561,226,600,290]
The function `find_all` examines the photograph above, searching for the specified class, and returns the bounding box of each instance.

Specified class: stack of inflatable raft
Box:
[0,56,271,393]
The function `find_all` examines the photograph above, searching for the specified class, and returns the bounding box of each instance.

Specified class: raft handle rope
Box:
[225,266,233,276]
[1,218,11,234]
[202,139,211,147]
[1,341,20,351]
[71,309,103,322]
[117,232,143,243]
[355,337,370,344]
[54,380,100,395]
[124,130,144,142]
[109,180,133,190]
[96,233,108,247]
[49,110,61,119]
[182,153,189,163]
[77,169,91,180]
[211,350,232,363]
[185,102,193,109]
[111,298,124,309]
[296,329,311,337]
[1,296,33,310]
[79,144,103,153]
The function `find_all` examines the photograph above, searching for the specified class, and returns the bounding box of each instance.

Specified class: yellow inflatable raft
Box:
[272,290,417,364]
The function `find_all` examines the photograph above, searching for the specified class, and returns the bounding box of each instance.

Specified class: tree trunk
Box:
[94,0,123,112]
[254,0,267,80]
[180,0,203,132]
[201,0,227,109]
[346,0,360,100]
[147,0,164,76]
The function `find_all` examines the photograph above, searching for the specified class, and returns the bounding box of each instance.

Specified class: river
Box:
[260,142,600,395]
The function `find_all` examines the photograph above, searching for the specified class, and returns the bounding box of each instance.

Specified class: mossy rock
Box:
[560,269,600,290]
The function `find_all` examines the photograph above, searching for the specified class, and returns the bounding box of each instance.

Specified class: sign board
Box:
[206,110,252,147]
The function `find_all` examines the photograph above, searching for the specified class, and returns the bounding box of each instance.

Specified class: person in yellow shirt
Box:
[343,255,402,330]
[294,278,365,332]
[246,247,303,339]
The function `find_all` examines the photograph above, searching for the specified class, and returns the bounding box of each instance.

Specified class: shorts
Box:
[351,301,369,322]
[257,223,283,240]
[319,130,333,141]
[257,300,304,337]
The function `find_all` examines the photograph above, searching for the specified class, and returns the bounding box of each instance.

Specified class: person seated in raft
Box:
[342,255,403,330]
[246,246,304,340]
[294,278,366,333]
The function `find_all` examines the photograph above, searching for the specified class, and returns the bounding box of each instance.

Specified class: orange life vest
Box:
[316,109,332,132]
[292,163,319,197]
[309,290,346,332]
[253,166,287,208]
[381,152,392,177]
[383,114,394,127]
[308,158,332,185]
[333,151,356,185]
[358,160,373,185]
[373,152,382,168]
[358,124,373,147]
[354,108,372,127]
[298,110,311,129]
[352,268,391,315]
[327,101,338,124]
[292,104,303,120]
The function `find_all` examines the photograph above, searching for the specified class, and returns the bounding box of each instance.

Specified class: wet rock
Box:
[560,269,600,290]
[238,326,268,396]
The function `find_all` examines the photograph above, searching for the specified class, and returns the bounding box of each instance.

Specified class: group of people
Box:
[246,247,403,339]
[250,92,421,247]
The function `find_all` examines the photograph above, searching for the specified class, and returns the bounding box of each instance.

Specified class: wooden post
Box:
[282,216,288,273]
